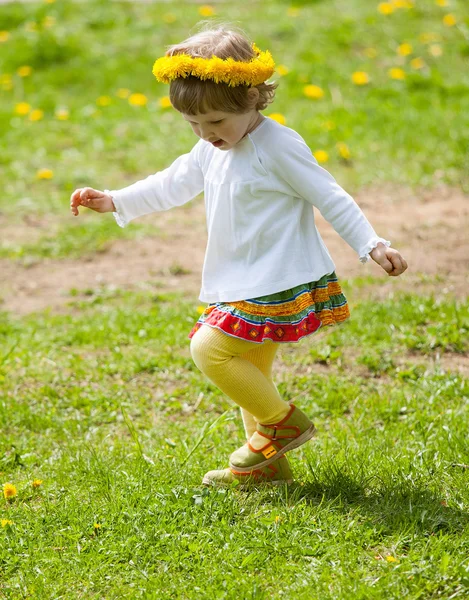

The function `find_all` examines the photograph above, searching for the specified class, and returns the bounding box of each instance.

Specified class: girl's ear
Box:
[247,87,260,106]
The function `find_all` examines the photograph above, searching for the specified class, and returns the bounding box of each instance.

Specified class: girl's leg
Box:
[190,325,289,424]
[239,341,279,438]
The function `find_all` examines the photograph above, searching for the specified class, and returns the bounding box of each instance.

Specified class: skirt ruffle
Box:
[188,272,350,344]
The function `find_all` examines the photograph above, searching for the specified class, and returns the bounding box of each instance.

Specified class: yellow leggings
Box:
[190,325,291,432]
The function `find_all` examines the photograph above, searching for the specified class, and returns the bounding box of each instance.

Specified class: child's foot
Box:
[229,404,316,473]
[202,455,293,488]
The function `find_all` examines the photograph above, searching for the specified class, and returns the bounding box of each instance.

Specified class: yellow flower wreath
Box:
[152,43,275,87]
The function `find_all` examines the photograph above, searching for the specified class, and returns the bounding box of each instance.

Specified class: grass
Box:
[1,0,469,597]
[1,290,469,598]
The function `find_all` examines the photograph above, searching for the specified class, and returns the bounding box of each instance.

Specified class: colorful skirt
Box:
[188,272,350,344]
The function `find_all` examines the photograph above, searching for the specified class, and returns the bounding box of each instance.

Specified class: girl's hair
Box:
[166,23,278,115]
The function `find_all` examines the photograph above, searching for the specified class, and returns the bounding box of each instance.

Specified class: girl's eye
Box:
[213,120,223,124]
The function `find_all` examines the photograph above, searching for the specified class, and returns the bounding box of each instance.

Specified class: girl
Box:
[70,24,407,488]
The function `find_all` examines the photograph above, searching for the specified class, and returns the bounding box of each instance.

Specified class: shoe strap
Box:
[256,424,301,441]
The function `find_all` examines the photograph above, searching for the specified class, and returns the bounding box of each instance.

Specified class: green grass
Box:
[1,290,469,598]
[1,0,469,258]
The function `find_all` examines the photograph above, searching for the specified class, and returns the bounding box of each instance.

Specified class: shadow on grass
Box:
[284,460,469,535]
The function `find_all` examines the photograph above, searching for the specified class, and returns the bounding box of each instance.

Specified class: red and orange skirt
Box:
[188,272,350,344]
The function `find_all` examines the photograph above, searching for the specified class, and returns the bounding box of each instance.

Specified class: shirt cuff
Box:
[359,237,391,264]
[104,189,128,228]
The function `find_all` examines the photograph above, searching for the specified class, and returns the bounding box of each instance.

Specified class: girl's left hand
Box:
[370,243,408,276]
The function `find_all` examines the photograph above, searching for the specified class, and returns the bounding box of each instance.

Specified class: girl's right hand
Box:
[70,187,115,216]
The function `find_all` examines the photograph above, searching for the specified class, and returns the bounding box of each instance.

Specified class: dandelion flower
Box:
[15,102,31,115]
[429,44,443,57]
[303,84,324,99]
[443,14,456,27]
[397,43,413,56]
[392,0,413,7]
[45,0,56,4]
[274,515,281,523]
[36,168,53,180]
[55,108,69,120]
[351,71,370,85]
[29,109,44,121]
[96,96,111,107]
[197,305,206,315]
[94,523,102,529]
[268,113,286,125]
[386,555,398,563]
[17,66,32,77]
[313,150,329,164]
[3,483,17,499]
[0,31,10,43]
[378,3,394,15]
[1,519,13,527]
[159,96,172,108]
[32,479,43,488]
[337,142,351,160]
[435,0,448,5]
[129,93,147,107]
[276,64,289,76]
[198,5,215,17]
[389,67,406,80]
[410,57,425,69]
[163,13,177,24]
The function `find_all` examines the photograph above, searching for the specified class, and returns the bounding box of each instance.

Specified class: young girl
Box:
[70,24,407,488]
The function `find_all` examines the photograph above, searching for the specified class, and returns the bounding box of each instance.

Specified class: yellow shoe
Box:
[202,455,293,488]
[229,404,316,473]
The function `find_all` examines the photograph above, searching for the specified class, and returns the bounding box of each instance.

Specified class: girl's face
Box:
[182,108,263,151]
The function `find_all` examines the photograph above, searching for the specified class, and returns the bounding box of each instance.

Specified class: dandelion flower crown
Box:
[152,43,275,87]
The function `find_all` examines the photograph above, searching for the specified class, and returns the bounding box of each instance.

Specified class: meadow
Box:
[1,0,469,598]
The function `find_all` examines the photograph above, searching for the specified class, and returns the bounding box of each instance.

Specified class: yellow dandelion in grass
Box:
[29,109,44,121]
[274,516,282,523]
[410,57,425,69]
[32,479,43,488]
[276,64,289,76]
[129,93,148,107]
[43,16,56,28]
[1,519,13,527]
[198,5,215,17]
[0,74,11,84]
[36,168,54,180]
[429,44,443,57]
[45,0,56,4]
[94,522,102,529]
[378,3,394,15]
[287,7,300,17]
[197,305,206,315]
[397,43,413,56]
[116,88,130,99]
[268,113,286,125]
[352,71,370,85]
[0,31,10,42]
[17,66,33,77]
[96,95,112,107]
[337,142,351,160]
[14,102,31,116]
[303,85,325,99]
[386,555,398,563]
[159,96,172,109]
[162,13,177,24]
[3,483,17,499]
[313,150,329,164]
[436,0,448,6]
[364,47,377,58]
[443,14,456,27]
[392,0,413,7]
[389,67,406,80]
[55,108,69,120]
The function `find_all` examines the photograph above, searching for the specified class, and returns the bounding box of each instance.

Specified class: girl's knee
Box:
[190,326,230,375]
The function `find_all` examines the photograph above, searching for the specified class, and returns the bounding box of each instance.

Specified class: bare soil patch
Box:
[1,183,468,316]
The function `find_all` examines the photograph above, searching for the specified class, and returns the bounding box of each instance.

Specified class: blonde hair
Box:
[165,23,278,115]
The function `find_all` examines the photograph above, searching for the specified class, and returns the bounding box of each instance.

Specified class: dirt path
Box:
[1,183,468,316]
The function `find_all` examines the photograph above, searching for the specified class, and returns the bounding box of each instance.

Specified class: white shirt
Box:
[107,117,389,303]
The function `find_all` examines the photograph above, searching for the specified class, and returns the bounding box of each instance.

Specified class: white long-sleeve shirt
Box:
[107,117,389,303]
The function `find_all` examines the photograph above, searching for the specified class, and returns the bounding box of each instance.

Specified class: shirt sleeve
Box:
[268,130,390,262]
[105,140,205,228]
